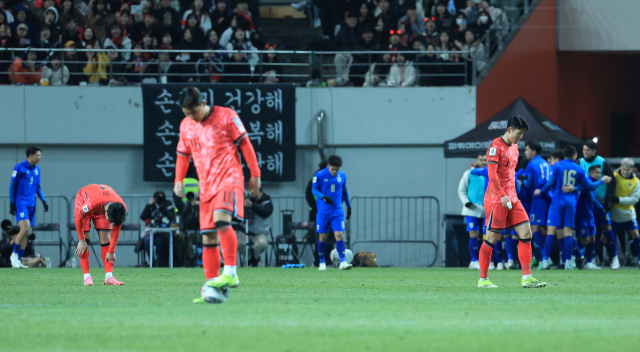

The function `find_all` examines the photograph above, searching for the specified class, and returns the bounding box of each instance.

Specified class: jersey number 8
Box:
[331,184,335,192]
[563,170,576,186]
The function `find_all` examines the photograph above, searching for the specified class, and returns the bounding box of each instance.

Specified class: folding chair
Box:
[32,223,62,266]
[66,222,101,267]
[118,223,142,266]
[290,221,316,261]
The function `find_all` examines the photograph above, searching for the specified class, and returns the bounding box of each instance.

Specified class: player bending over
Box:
[478,116,546,288]
[173,87,261,303]
[74,184,128,285]
[534,146,611,270]
[312,155,353,270]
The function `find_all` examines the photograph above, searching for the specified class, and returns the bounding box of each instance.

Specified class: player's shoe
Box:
[10,253,22,269]
[538,260,551,270]
[205,273,240,288]
[564,261,574,270]
[488,262,495,270]
[318,263,327,271]
[497,262,505,270]
[610,256,620,270]
[192,297,206,303]
[339,262,353,270]
[84,276,94,286]
[505,260,514,270]
[522,276,547,288]
[468,261,479,269]
[104,277,124,285]
[478,279,498,288]
[585,262,601,270]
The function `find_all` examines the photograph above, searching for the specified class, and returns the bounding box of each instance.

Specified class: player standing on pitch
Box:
[478,116,546,288]
[173,87,261,302]
[74,184,128,285]
[312,155,353,270]
[9,146,48,269]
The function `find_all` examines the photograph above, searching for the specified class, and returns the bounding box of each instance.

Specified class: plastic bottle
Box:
[46,257,51,268]
[71,256,77,269]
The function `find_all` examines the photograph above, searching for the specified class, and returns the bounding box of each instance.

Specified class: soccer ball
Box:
[201,284,230,304]
[330,249,353,264]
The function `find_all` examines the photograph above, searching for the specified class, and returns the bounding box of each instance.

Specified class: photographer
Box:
[139,191,176,267]
[237,188,273,267]
[173,181,201,267]
[1,220,33,268]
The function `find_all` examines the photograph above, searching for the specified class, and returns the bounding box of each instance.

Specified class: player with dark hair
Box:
[535,146,611,270]
[74,184,128,285]
[478,115,546,288]
[312,155,353,270]
[523,140,551,269]
[8,145,48,269]
[578,140,618,269]
[173,87,261,302]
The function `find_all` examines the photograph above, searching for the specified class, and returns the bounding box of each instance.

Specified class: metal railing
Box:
[1,48,474,87]
[0,195,70,267]
[347,196,441,267]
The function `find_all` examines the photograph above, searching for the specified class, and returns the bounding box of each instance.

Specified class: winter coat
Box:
[387,60,417,87]
[41,64,70,85]
[8,57,41,85]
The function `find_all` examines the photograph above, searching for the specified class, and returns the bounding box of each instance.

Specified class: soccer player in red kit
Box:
[479,116,547,288]
[74,184,128,286]
[173,87,261,302]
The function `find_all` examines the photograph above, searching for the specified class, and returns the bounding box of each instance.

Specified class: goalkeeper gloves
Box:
[9,203,16,216]
[346,207,352,220]
[321,196,333,205]
[464,202,473,208]
[43,201,49,212]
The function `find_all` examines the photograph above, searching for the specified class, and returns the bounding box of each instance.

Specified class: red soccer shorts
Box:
[200,185,245,233]
[485,201,529,232]
[80,214,113,234]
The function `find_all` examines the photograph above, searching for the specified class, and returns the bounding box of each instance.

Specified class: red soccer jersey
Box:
[176,106,248,202]
[483,136,519,205]
[74,184,127,253]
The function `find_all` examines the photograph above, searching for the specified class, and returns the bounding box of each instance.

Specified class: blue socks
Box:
[12,243,20,255]
[585,242,594,263]
[604,230,618,256]
[18,249,25,259]
[543,235,555,261]
[564,237,573,263]
[494,240,503,264]
[504,236,515,261]
[558,237,566,263]
[335,240,346,262]
[532,230,544,252]
[633,238,640,261]
[317,241,327,264]
[469,237,479,262]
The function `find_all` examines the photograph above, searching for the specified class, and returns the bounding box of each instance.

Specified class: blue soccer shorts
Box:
[465,216,483,232]
[529,197,551,226]
[594,208,611,226]
[15,204,36,227]
[547,203,575,229]
[611,219,639,235]
[316,213,346,234]
[575,213,596,238]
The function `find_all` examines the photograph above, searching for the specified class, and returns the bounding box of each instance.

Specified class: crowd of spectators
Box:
[0,0,267,85]
[299,0,508,86]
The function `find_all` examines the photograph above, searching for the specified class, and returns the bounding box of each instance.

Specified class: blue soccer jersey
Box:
[525,155,552,225]
[312,167,351,233]
[470,167,489,191]
[575,179,604,237]
[10,160,45,225]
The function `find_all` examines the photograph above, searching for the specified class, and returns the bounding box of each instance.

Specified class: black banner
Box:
[142,84,296,182]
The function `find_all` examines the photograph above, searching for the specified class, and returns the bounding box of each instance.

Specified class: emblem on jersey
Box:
[324,179,328,182]
[20,212,24,217]
[233,117,246,133]
[35,170,38,176]
[12,171,16,177]
[337,176,342,182]
[83,205,89,213]
[187,133,193,138]
[489,148,497,156]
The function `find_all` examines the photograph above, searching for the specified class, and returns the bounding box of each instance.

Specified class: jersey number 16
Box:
[563,170,576,186]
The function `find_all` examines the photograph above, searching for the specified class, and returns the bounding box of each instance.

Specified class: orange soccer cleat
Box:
[104,276,124,285]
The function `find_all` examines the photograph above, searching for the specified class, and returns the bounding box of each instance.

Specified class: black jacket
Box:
[333,23,361,51]
[140,202,176,228]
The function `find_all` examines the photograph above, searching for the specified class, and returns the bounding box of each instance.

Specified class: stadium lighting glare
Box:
[593,137,599,143]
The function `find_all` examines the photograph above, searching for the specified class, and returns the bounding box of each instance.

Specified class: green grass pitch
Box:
[1,267,640,352]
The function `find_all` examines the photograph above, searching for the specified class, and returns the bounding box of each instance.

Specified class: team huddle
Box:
[460,116,640,288]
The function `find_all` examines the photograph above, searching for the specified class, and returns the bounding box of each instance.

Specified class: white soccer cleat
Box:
[488,262,496,270]
[10,253,22,269]
[318,263,326,271]
[610,256,620,270]
[338,261,353,270]
[505,260,514,270]
[570,256,577,268]
[468,261,479,270]
[497,262,505,270]
[564,261,574,270]
[585,262,601,270]
[538,260,551,270]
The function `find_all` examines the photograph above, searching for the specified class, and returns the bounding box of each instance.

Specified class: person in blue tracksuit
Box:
[312,155,352,271]
[9,146,48,269]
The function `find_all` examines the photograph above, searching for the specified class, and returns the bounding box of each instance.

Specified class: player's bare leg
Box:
[99,231,122,285]
[318,232,329,270]
[10,219,31,269]
[206,211,240,288]
[333,231,352,270]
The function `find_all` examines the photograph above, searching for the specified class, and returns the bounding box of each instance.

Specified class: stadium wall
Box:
[0,86,476,266]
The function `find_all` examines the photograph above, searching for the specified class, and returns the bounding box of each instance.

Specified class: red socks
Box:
[518,240,532,276]
[218,226,238,266]
[101,244,113,274]
[203,244,221,280]
[80,249,90,275]
[479,241,493,279]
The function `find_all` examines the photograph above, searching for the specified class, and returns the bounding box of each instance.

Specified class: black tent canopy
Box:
[444,98,584,158]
